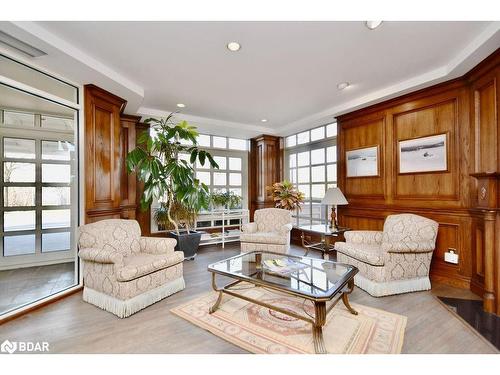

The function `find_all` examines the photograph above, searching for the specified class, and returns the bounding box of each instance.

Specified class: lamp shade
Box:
[321,187,348,205]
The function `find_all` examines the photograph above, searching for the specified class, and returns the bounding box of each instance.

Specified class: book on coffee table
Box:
[262,258,308,275]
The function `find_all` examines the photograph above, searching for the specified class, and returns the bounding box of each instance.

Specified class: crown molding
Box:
[136,106,276,138]
[276,21,500,136]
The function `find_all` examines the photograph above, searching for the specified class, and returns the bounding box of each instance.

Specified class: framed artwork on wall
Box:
[346,145,379,178]
[398,133,448,174]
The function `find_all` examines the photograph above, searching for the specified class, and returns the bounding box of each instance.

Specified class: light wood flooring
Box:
[0,262,75,315]
[0,243,497,354]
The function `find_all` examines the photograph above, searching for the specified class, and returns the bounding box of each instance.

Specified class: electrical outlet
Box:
[444,248,459,264]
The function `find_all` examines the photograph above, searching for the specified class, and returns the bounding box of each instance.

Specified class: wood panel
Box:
[84,85,142,225]
[341,115,386,199]
[84,85,126,222]
[119,114,140,219]
[336,49,500,312]
[135,122,151,236]
[337,69,479,290]
[393,99,459,200]
[249,135,282,219]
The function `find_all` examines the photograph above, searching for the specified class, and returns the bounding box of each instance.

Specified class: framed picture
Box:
[346,145,379,178]
[398,133,448,174]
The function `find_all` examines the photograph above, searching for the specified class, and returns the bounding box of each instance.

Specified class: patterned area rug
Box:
[171,287,407,354]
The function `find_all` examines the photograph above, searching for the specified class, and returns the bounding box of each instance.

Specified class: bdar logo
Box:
[1,340,17,354]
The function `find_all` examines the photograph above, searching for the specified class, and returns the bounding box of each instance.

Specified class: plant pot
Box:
[168,230,202,260]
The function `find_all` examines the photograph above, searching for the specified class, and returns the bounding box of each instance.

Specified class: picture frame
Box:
[398,133,448,174]
[346,145,379,178]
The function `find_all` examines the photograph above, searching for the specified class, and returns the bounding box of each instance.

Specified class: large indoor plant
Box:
[127,113,218,259]
[267,180,305,211]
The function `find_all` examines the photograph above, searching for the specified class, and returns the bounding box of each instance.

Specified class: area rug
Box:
[171,287,407,354]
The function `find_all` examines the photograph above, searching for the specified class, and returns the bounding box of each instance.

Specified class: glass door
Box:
[0,57,79,316]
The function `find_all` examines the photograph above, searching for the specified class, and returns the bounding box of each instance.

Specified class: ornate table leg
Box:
[312,301,327,354]
[301,232,309,257]
[323,235,330,260]
[209,273,223,314]
[341,278,358,315]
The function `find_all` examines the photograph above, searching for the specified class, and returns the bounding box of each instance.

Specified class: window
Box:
[195,152,247,204]
[0,53,79,317]
[2,135,75,252]
[285,122,338,226]
[151,140,249,232]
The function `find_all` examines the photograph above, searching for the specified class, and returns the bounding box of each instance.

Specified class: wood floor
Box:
[0,243,497,354]
[0,262,75,315]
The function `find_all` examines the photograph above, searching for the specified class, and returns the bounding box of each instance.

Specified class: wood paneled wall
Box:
[336,49,500,310]
[84,85,141,224]
[249,135,283,219]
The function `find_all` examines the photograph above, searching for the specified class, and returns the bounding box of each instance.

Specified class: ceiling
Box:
[0,21,499,137]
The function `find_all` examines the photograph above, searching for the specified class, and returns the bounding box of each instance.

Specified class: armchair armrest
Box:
[278,223,293,235]
[242,222,258,233]
[78,247,123,264]
[383,241,436,253]
[140,237,177,255]
[344,230,383,245]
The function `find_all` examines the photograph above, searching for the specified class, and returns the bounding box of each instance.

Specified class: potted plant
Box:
[228,191,242,209]
[127,113,218,260]
[210,191,228,211]
[209,191,242,210]
[267,180,305,211]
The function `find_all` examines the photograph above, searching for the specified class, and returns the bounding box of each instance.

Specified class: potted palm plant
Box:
[127,113,218,260]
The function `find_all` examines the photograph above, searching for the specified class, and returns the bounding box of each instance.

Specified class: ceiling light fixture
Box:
[337,82,350,90]
[365,21,383,30]
[176,103,186,108]
[261,119,268,123]
[227,42,241,52]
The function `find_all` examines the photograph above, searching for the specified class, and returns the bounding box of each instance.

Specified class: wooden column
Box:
[84,85,140,225]
[470,173,500,314]
[249,135,283,219]
[119,114,140,219]
[468,50,500,314]
[84,85,126,223]
[135,121,151,235]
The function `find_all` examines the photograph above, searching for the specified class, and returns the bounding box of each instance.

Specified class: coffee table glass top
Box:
[298,224,350,235]
[208,251,357,299]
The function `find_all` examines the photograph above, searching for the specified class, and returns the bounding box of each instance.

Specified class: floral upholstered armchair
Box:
[240,208,293,254]
[78,219,185,318]
[334,214,438,297]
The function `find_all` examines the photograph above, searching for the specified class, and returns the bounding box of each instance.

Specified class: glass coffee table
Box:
[207,251,358,354]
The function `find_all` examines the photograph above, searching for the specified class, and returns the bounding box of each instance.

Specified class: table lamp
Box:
[321,187,348,230]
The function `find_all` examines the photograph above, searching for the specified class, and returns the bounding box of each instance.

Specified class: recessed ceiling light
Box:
[365,21,383,30]
[176,103,186,108]
[337,82,350,90]
[227,42,241,52]
[261,119,268,123]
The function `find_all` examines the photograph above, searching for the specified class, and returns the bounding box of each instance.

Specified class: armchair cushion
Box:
[116,251,184,282]
[344,230,383,245]
[382,241,436,253]
[78,219,141,256]
[239,232,288,245]
[241,222,258,233]
[382,214,438,253]
[78,247,123,264]
[140,237,177,255]
[335,242,385,266]
[277,223,293,235]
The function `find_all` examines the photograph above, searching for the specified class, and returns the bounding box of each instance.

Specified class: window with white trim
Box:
[284,123,338,226]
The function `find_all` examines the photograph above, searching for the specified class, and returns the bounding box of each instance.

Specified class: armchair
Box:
[78,219,185,318]
[334,214,438,297]
[240,208,293,254]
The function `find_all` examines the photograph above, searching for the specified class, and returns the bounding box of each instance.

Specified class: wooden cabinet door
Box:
[84,85,126,223]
